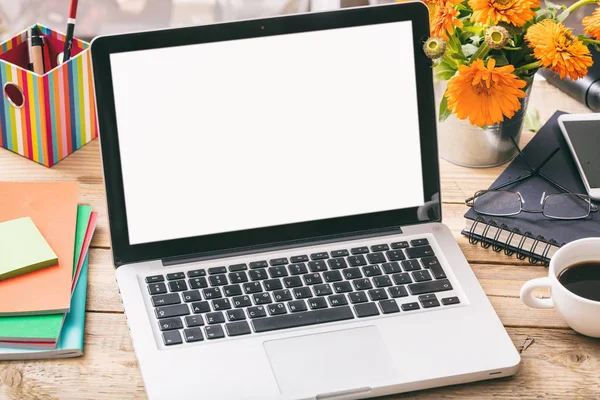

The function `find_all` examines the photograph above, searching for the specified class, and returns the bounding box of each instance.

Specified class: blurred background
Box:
[0,0,593,42]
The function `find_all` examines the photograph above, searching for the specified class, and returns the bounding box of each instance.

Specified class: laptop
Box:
[91,3,520,399]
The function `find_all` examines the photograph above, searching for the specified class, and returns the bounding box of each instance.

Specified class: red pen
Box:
[62,0,79,63]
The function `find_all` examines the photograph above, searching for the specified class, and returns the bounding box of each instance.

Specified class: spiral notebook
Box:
[462,111,600,264]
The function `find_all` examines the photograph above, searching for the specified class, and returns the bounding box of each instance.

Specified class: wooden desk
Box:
[0,80,598,399]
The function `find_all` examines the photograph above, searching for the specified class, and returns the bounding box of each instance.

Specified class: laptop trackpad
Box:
[264,326,398,396]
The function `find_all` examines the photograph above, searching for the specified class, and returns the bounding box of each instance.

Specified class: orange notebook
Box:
[0,182,78,316]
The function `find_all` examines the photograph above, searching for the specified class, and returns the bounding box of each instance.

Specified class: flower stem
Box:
[514,61,541,74]
[471,42,490,62]
[583,37,600,46]
[559,0,600,20]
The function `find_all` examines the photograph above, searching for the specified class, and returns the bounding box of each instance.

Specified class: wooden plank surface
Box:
[0,80,598,399]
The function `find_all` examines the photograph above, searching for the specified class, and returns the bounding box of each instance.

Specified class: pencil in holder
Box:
[0,24,97,167]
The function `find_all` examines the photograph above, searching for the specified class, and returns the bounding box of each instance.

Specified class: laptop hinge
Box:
[162,226,403,267]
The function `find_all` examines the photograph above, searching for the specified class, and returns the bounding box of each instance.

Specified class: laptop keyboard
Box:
[144,238,461,346]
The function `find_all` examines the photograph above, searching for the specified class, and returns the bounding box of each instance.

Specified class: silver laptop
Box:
[91,3,520,399]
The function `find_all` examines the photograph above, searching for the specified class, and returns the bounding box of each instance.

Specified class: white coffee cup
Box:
[520,238,600,338]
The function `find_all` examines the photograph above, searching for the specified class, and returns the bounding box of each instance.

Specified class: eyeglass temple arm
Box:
[538,171,599,212]
[464,172,534,205]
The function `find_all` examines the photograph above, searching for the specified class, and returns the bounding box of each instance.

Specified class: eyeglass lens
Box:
[473,191,521,216]
[543,194,590,219]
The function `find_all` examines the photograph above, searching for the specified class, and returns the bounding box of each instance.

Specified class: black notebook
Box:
[462,111,600,264]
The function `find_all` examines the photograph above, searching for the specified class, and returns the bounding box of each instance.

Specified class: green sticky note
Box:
[0,217,58,281]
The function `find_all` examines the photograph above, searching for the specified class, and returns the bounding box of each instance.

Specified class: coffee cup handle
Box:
[520,277,554,309]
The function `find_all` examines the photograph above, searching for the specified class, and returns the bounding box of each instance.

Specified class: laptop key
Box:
[249,261,268,269]
[373,275,392,287]
[401,302,420,311]
[388,286,409,298]
[224,284,242,297]
[344,268,363,280]
[330,249,349,257]
[226,309,246,321]
[401,259,421,272]
[152,293,181,307]
[184,328,204,342]
[155,304,190,319]
[362,265,382,277]
[168,280,188,292]
[249,269,268,281]
[419,294,440,308]
[203,287,222,299]
[313,284,333,296]
[268,303,287,316]
[228,272,248,284]
[229,263,248,272]
[386,250,406,261]
[354,303,379,318]
[290,255,309,263]
[367,252,386,264]
[368,289,388,301]
[411,238,429,247]
[352,278,373,291]
[288,300,308,312]
[379,299,400,314]
[189,277,208,289]
[441,296,460,305]
[270,258,288,266]
[243,282,262,294]
[182,290,201,302]
[206,311,225,324]
[303,273,323,285]
[409,279,452,295]
[166,272,185,281]
[273,289,292,302]
[187,269,206,278]
[371,244,390,252]
[191,301,210,314]
[333,281,353,293]
[348,291,368,304]
[162,330,183,346]
[208,266,227,275]
[283,276,303,288]
[392,273,412,285]
[406,245,435,259]
[264,279,283,291]
[146,275,164,283]
[269,266,288,278]
[351,247,369,255]
[226,321,252,336]
[293,287,313,299]
[308,260,328,272]
[209,275,228,286]
[288,263,308,275]
[205,325,225,339]
[252,306,354,333]
[308,297,328,309]
[232,295,252,308]
[323,270,343,282]
[327,258,348,270]
[412,270,432,282]
[348,255,367,267]
[382,262,402,274]
[423,257,446,279]
[391,241,409,249]
[158,318,183,331]
[212,298,231,311]
[185,315,205,327]
[148,283,167,295]
[247,306,267,318]
[253,292,272,305]
[328,294,348,307]
[310,252,329,260]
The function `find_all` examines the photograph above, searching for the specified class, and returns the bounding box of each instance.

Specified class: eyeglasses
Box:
[466,137,599,220]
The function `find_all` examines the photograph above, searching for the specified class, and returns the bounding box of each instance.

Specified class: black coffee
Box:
[557,262,600,302]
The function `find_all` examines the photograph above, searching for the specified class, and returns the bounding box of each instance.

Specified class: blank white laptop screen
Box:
[110,21,424,245]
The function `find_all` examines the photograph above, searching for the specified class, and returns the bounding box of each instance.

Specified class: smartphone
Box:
[558,114,600,201]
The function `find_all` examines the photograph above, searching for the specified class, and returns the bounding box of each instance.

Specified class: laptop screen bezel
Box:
[91,2,441,267]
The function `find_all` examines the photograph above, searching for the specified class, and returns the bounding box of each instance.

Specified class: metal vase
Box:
[434,81,532,168]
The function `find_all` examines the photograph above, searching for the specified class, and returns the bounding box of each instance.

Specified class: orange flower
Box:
[525,20,592,80]
[583,6,600,41]
[445,58,527,127]
[469,0,539,27]
[431,0,464,40]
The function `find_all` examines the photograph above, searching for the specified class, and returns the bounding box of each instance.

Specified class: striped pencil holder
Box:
[0,24,97,167]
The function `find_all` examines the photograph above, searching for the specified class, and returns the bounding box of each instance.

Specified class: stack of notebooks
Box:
[0,182,97,360]
[463,111,600,264]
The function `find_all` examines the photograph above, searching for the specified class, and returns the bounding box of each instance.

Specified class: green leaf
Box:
[471,42,491,61]
[434,62,457,81]
[545,0,565,10]
[491,53,509,66]
[462,43,479,57]
[449,35,464,57]
[451,53,467,60]
[524,107,542,133]
[439,95,452,123]
[441,55,458,68]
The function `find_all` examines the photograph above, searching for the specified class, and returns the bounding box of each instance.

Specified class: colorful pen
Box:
[31,26,45,75]
[62,0,79,63]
